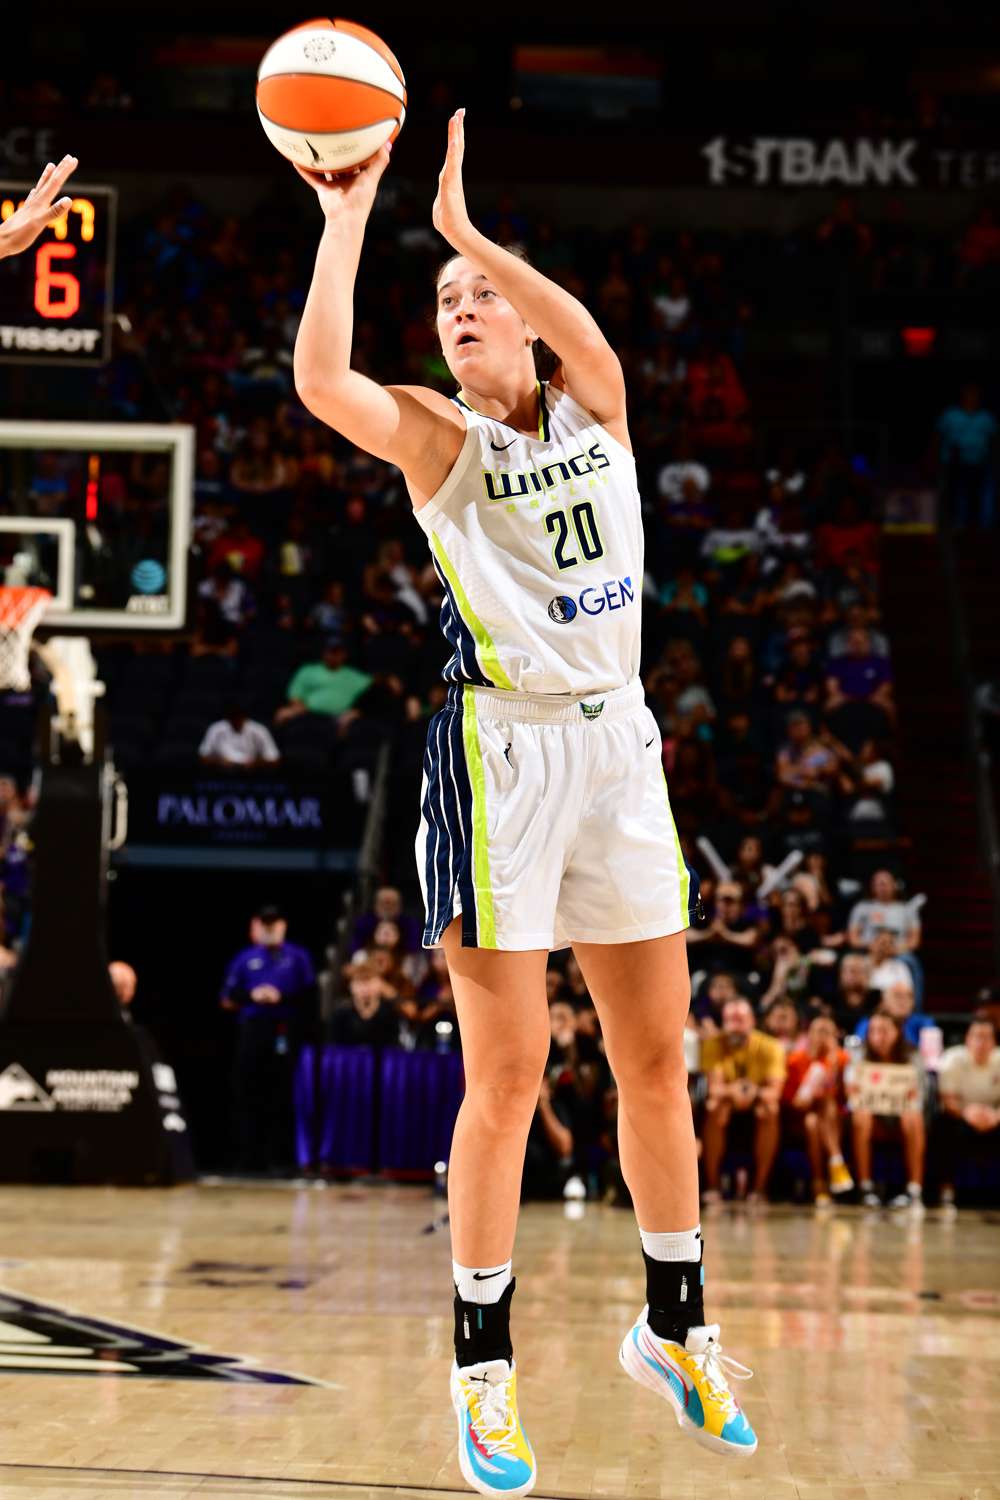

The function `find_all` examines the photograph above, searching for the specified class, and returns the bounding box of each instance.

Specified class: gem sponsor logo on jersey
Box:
[548,576,635,622]
[482,440,611,503]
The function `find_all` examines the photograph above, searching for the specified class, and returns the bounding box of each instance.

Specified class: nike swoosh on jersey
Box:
[646,737,656,748]
[490,440,516,451]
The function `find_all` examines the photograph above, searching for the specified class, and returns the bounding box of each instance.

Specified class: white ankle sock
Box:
[453,1259,512,1305]
[829,1154,845,1168]
[639,1225,702,1262]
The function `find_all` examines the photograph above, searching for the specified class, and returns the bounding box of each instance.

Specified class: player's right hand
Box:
[293,143,392,224]
[0,155,77,259]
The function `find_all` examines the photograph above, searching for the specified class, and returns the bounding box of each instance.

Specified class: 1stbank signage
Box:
[702,137,1000,189]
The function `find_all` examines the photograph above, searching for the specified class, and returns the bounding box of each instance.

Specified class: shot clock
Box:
[0,182,116,366]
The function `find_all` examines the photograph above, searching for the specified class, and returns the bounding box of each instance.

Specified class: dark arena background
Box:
[0,2,998,1495]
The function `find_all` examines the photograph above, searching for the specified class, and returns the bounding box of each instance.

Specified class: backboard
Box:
[0,421,193,631]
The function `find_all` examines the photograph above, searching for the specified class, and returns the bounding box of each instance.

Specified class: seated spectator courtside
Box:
[934,1016,1000,1206]
[700,998,787,1205]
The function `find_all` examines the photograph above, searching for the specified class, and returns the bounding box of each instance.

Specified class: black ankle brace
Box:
[454,1277,515,1367]
[643,1244,705,1343]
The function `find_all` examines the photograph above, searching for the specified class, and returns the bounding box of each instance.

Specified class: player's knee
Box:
[615,1040,687,1102]
[466,1057,545,1132]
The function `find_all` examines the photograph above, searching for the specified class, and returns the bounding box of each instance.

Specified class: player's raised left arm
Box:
[0,156,77,260]
[433,111,626,431]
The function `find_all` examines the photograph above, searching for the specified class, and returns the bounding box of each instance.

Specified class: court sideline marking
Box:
[0,1462,578,1499]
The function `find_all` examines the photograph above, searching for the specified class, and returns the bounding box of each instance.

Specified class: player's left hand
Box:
[0,156,78,260]
[432,109,473,247]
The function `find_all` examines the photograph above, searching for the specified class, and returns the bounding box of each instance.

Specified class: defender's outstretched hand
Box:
[293,143,392,225]
[432,109,473,248]
[0,156,78,260]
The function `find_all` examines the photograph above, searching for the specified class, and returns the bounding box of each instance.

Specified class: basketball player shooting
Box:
[0,155,78,260]
[293,110,757,1496]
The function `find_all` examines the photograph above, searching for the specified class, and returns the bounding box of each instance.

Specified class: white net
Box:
[0,586,51,692]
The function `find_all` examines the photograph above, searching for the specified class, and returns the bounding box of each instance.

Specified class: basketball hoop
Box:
[0,585,51,692]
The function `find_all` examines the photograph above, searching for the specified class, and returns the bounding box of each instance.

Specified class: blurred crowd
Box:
[327,884,1000,1208]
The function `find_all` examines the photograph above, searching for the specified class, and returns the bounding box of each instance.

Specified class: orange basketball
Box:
[256,17,406,175]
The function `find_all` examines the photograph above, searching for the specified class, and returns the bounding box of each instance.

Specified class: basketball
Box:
[256,17,406,176]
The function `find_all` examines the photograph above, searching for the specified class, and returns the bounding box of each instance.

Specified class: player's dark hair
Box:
[433,246,556,377]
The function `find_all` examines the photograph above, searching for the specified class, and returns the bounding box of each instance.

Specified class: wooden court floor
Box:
[0,1182,996,1499]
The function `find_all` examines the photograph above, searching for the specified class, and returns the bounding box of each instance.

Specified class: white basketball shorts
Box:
[415,681,700,951]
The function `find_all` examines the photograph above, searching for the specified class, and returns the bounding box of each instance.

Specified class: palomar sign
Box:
[157,792,323,831]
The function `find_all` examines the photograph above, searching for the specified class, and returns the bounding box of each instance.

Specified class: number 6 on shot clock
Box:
[0,182,116,365]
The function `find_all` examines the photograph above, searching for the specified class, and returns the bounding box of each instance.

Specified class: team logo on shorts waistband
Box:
[548,595,577,623]
[580,701,605,719]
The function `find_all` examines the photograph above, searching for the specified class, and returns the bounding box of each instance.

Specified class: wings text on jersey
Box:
[481,440,611,502]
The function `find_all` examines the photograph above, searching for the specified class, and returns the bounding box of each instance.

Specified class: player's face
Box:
[435,257,533,386]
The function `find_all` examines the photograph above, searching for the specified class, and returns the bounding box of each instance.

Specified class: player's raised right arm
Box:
[292,150,464,500]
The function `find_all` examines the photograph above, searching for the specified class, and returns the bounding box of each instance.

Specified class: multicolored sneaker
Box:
[829,1160,854,1195]
[619,1308,757,1457]
[450,1357,537,1497]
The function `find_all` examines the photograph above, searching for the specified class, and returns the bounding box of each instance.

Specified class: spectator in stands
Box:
[828,603,890,660]
[197,561,255,632]
[935,1017,1000,1205]
[771,631,825,711]
[691,970,741,1033]
[714,712,774,827]
[658,565,709,641]
[854,975,933,1048]
[733,834,766,897]
[716,636,758,718]
[406,948,458,1049]
[109,960,137,1020]
[306,579,351,638]
[816,195,873,264]
[815,494,880,578]
[351,886,422,954]
[825,627,895,720]
[782,1015,852,1203]
[831,736,896,829]
[351,918,426,994]
[687,881,760,975]
[760,997,804,1052]
[700,501,760,577]
[670,645,717,738]
[330,960,401,1049]
[220,905,316,1174]
[936,382,996,529]
[775,710,838,796]
[545,997,611,1197]
[768,888,822,959]
[700,997,787,1204]
[199,701,281,770]
[866,929,924,1007]
[653,271,691,334]
[522,1072,574,1200]
[849,1008,926,1209]
[848,869,921,952]
[956,208,1000,287]
[206,518,265,581]
[275,638,372,729]
[657,435,710,514]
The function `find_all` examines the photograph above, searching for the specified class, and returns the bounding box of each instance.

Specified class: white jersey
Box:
[413,380,643,695]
